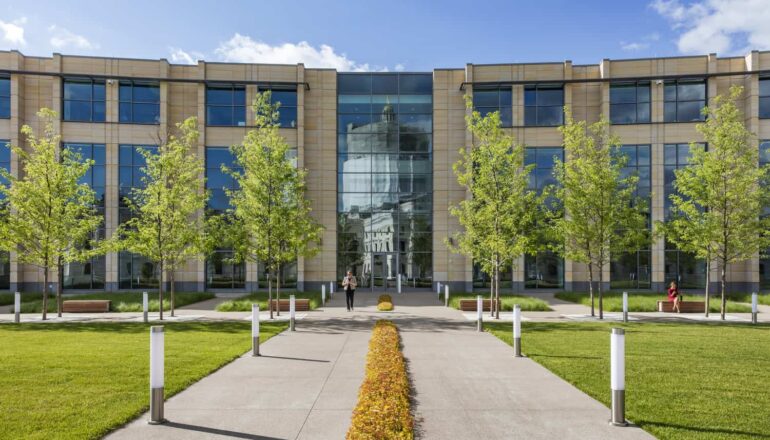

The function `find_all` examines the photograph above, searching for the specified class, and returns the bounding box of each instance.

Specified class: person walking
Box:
[342,270,357,312]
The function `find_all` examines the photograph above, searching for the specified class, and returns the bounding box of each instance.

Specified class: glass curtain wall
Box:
[524,147,564,288]
[760,141,770,290]
[337,73,433,290]
[0,141,9,289]
[610,145,652,289]
[664,143,707,288]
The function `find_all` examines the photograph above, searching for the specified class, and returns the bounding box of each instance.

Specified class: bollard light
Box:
[437,282,441,298]
[290,295,296,331]
[444,285,449,307]
[252,304,260,356]
[513,304,522,357]
[330,281,334,298]
[143,291,149,323]
[610,328,627,426]
[149,326,165,424]
[14,292,20,324]
[397,275,402,294]
[321,284,326,306]
[477,295,483,332]
[752,292,758,325]
[622,292,628,323]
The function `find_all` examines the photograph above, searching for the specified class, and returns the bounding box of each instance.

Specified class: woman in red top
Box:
[667,281,682,313]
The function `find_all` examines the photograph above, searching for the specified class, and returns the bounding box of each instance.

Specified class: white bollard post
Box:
[321,284,326,306]
[252,304,260,356]
[149,326,165,424]
[477,295,483,332]
[437,282,441,298]
[444,285,449,307]
[622,292,628,323]
[330,282,334,299]
[290,295,296,331]
[397,275,402,294]
[610,328,627,426]
[513,304,522,357]
[143,291,149,323]
[14,292,20,323]
[752,292,758,324]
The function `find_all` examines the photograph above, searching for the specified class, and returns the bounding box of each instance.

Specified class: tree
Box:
[554,110,648,319]
[657,85,770,320]
[449,96,543,319]
[0,109,102,319]
[226,91,322,319]
[116,117,206,319]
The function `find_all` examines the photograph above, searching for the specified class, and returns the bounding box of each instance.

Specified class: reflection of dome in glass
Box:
[381,99,395,123]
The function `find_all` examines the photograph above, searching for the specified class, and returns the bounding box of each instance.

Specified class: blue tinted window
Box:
[610,82,651,124]
[524,85,564,126]
[63,79,106,122]
[663,79,706,122]
[205,147,241,213]
[119,81,160,124]
[118,144,158,210]
[760,78,770,119]
[264,89,298,128]
[473,87,513,126]
[0,77,9,119]
[206,85,246,126]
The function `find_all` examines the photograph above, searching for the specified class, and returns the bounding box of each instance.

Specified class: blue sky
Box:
[2,0,769,70]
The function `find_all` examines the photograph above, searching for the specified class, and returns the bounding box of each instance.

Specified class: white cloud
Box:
[621,42,650,51]
[48,25,97,50]
[169,47,204,65]
[651,0,770,54]
[394,63,406,72]
[214,34,386,71]
[0,17,26,46]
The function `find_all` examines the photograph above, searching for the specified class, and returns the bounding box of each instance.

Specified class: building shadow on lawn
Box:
[164,421,284,440]
[638,420,770,439]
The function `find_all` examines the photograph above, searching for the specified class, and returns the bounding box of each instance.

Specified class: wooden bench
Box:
[656,300,706,313]
[270,298,310,312]
[459,299,502,312]
[62,300,111,313]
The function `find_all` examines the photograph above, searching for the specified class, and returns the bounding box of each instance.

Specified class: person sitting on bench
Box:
[667,280,682,313]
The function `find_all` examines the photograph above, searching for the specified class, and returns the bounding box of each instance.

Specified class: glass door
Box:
[525,251,564,289]
[372,253,397,291]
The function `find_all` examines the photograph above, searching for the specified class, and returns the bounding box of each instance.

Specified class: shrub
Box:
[347,320,413,440]
[377,301,394,311]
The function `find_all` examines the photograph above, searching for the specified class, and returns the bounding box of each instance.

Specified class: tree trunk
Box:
[42,266,49,321]
[169,270,175,318]
[704,259,710,318]
[158,260,164,321]
[489,270,494,318]
[495,264,500,320]
[57,258,64,318]
[598,264,604,320]
[276,264,281,317]
[720,266,726,321]
[587,263,595,317]
[268,272,274,320]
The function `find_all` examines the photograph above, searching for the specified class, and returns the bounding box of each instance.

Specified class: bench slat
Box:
[269,299,310,312]
[62,300,111,313]
[459,299,502,312]
[656,300,705,313]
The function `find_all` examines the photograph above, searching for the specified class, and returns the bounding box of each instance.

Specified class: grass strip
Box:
[555,291,751,313]
[449,294,552,311]
[347,320,413,439]
[19,291,215,313]
[215,291,321,312]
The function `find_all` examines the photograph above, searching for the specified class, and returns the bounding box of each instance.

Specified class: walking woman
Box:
[342,270,358,312]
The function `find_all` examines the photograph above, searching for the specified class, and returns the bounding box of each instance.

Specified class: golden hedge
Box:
[377,301,394,311]
[346,320,413,439]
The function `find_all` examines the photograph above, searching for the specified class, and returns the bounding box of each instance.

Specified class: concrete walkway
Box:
[106,291,653,439]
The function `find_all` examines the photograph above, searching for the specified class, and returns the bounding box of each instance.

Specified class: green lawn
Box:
[555,291,752,313]
[0,291,53,306]
[449,293,552,311]
[19,291,215,313]
[487,321,770,440]
[215,291,322,312]
[728,292,770,306]
[0,321,286,440]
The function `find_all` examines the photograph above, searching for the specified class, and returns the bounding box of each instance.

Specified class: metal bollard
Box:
[397,276,402,294]
[290,295,296,331]
[444,285,449,307]
[143,291,149,323]
[149,326,165,424]
[321,284,326,306]
[437,282,441,298]
[622,292,628,323]
[477,295,483,332]
[752,292,758,324]
[330,282,334,299]
[14,292,20,323]
[610,328,627,426]
[513,304,522,357]
[252,304,260,356]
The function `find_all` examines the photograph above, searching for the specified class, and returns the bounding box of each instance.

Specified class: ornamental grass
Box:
[347,320,413,440]
[377,294,394,311]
